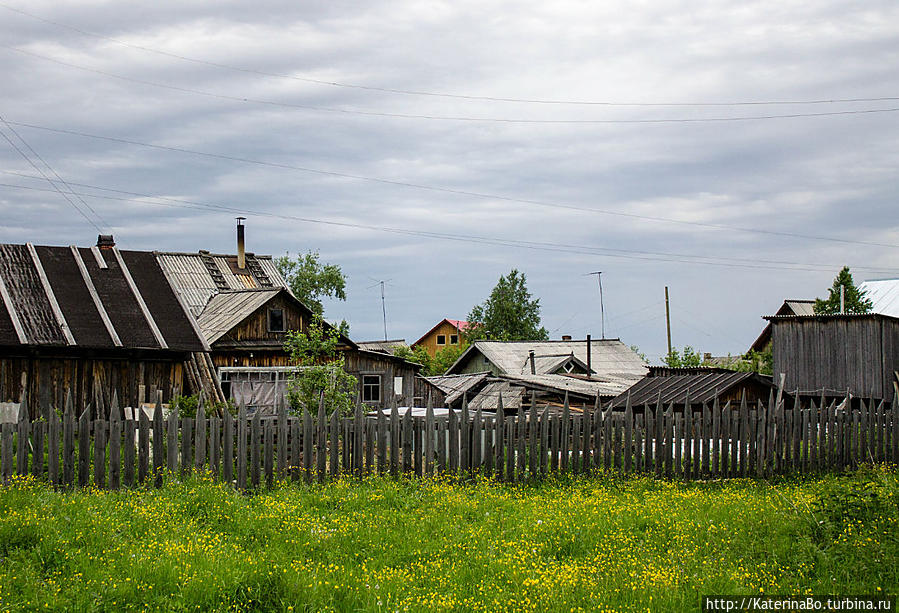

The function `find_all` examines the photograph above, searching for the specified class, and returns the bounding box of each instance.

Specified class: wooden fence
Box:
[1,389,898,490]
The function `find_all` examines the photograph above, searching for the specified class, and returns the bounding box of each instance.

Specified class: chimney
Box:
[96,235,115,249]
[236,217,246,269]
[586,334,592,378]
[528,350,536,374]
[561,334,572,341]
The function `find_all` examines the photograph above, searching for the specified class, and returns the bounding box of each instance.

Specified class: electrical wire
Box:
[5,45,899,124]
[4,176,899,276]
[3,2,897,108]
[0,125,102,232]
[5,119,899,251]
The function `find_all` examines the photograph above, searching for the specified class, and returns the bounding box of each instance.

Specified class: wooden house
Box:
[412,318,469,358]
[156,234,428,410]
[0,238,212,417]
[750,299,815,352]
[766,313,899,401]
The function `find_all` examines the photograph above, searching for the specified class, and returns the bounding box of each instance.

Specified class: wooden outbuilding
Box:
[767,313,899,401]
[0,239,212,417]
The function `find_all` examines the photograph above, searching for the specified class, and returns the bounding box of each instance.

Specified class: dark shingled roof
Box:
[0,242,207,352]
[608,370,774,409]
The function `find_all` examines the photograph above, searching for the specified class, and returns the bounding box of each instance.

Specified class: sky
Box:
[1,0,898,364]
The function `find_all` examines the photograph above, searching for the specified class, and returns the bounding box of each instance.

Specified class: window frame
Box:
[361,374,382,403]
[436,334,446,345]
[267,308,285,333]
[450,334,459,345]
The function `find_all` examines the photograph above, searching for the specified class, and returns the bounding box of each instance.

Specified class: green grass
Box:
[0,467,897,612]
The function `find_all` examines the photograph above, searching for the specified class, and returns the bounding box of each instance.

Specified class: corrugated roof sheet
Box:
[860,279,899,317]
[448,339,648,378]
[426,372,491,405]
[0,243,206,351]
[157,252,289,316]
[197,289,281,344]
[356,339,407,354]
[502,372,639,398]
[608,371,773,409]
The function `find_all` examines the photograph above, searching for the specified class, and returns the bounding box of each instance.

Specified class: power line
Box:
[6,119,899,251]
[3,3,897,109]
[5,45,899,125]
[4,176,899,276]
[0,125,102,232]
[0,114,109,231]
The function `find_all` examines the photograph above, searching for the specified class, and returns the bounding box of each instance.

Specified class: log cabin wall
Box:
[0,350,191,418]
[215,294,306,346]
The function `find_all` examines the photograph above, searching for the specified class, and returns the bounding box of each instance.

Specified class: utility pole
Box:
[380,280,388,341]
[840,284,845,314]
[588,271,606,339]
[665,286,672,356]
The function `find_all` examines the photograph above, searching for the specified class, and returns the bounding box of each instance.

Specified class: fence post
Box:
[78,407,90,487]
[108,393,121,490]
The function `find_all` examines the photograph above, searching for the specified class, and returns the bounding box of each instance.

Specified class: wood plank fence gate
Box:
[1,387,898,491]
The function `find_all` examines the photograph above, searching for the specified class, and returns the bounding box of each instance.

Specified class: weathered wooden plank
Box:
[364,419,374,476]
[699,400,709,478]
[401,408,412,473]
[31,419,44,481]
[644,405,654,475]
[471,408,482,473]
[62,395,74,487]
[264,418,274,487]
[302,409,312,482]
[516,407,527,480]
[108,405,121,490]
[316,396,326,482]
[539,407,549,477]
[505,417,515,482]
[460,395,470,473]
[447,404,458,473]
[549,411,560,474]
[377,405,387,474]
[603,406,613,472]
[48,412,60,485]
[634,413,644,473]
[560,394,571,473]
[223,410,234,485]
[15,405,29,477]
[527,404,538,478]
[738,394,749,477]
[181,417,193,479]
[580,404,591,474]
[748,407,758,476]
[330,409,340,478]
[424,399,435,476]
[195,403,207,472]
[78,409,90,487]
[0,423,11,482]
[276,405,287,479]
[664,404,674,478]
[493,395,504,479]
[390,400,400,477]
[623,396,633,474]
[615,409,624,474]
[711,395,721,477]
[237,403,248,489]
[483,410,495,476]
[210,416,221,480]
[354,402,364,477]
[437,414,447,473]
[93,417,106,489]
[683,409,693,479]
[592,398,601,470]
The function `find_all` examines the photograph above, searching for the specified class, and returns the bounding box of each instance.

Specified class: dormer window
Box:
[268,308,285,332]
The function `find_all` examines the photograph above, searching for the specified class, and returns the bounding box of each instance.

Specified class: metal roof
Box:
[608,370,773,409]
[0,243,207,352]
[426,372,491,405]
[356,339,407,354]
[860,279,899,318]
[447,339,648,378]
[156,252,288,316]
[197,289,282,344]
[502,372,640,398]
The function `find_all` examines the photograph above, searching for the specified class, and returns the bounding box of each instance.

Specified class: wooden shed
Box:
[0,239,211,416]
[767,313,899,401]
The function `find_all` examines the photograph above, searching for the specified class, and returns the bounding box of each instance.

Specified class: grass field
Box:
[0,468,896,612]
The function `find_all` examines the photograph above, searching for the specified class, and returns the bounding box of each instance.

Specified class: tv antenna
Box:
[586,271,605,339]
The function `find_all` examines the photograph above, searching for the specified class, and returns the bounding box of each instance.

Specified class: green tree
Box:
[284,317,357,417]
[276,250,347,318]
[393,344,434,374]
[465,269,549,341]
[662,346,703,368]
[393,343,468,376]
[813,266,872,314]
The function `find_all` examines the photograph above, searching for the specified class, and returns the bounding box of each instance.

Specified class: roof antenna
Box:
[587,271,605,339]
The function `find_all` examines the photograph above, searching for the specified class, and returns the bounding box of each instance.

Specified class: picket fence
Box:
[1,388,898,491]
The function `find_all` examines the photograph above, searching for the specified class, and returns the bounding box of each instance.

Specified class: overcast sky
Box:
[2,1,898,363]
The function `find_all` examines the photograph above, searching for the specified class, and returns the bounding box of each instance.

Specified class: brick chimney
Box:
[96,235,115,249]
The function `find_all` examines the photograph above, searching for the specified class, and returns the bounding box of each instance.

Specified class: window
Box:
[268,308,285,332]
[362,375,381,403]
[450,334,459,344]
[436,334,446,345]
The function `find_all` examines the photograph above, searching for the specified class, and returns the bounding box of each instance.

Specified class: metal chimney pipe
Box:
[586,334,592,378]
[529,350,536,374]
[236,217,246,269]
